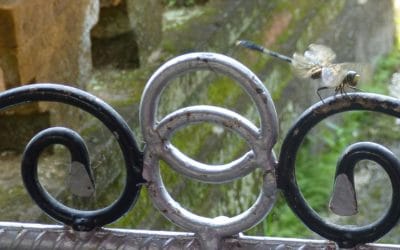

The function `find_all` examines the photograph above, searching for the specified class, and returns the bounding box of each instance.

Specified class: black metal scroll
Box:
[278,93,400,248]
[0,84,144,231]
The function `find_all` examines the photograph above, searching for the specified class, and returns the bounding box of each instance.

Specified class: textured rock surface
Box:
[0,0,99,88]
[126,0,163,66]
[91,0,163,68]
[0,0,99,150]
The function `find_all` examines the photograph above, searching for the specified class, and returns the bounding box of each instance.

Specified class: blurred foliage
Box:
[262,113,361,238]
[372,48,400,91]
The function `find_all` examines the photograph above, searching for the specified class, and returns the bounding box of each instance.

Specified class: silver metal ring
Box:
[140,52,278,237]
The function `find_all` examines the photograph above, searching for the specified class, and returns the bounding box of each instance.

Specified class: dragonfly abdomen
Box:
[236,40,293,63]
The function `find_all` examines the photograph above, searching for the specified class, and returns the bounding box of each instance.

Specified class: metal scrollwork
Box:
[0,53,399,249]
[139,53,278,248]
[1,84,144,231]
[278,93,400,248]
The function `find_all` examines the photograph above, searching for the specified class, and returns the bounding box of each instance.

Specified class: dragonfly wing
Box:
[292,53,317,78]
[321,65,346,87]
[306,44,336,65]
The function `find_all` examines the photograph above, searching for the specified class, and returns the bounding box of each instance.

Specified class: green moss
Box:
[206,76,243,106]
[163,0,208,8]
[88,66,156,107]
[369,48,400,93]
[230,0,348,105]
[163,7,204,31]
[295,1,346,49]
[171,123,214,161]
[263,64,294,100]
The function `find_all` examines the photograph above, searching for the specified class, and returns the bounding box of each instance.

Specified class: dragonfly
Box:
[236,40,361,101]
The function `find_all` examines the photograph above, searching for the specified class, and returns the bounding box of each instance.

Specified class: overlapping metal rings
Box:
[139,53,279,247]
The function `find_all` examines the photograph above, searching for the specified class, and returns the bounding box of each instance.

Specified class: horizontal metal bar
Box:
[0,222,398,249]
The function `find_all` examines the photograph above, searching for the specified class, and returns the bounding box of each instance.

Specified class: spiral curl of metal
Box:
[0,84,144,231]
[277,93,400,248]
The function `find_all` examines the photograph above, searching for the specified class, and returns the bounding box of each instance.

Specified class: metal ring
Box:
[140,52,278,180]
[277,93,400,248]
[0,84,143,231]
[156,105,260,183]
[140,52,278,236]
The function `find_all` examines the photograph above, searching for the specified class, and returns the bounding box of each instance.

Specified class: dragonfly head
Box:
[346,71,360,87]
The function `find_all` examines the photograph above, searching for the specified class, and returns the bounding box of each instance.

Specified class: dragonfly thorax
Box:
[343,70,360,87]
[310,68,322,80]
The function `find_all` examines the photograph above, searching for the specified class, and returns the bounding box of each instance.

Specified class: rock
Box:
[319,0,395,65]
[0,0,99,150]
[91,1,140,69]
[91,0,163,68]
[126,0,163,65]
[92,0,131,38]
[0,67,4,91]
[0,110,50,152]
[100,0,122,7]
[0,0,99,88]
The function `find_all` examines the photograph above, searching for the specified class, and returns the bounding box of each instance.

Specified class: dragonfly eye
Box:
[346,71,360,86]
[352,74,361,86]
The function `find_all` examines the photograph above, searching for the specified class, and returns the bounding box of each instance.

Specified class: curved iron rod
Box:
[0,84,144,231]
[278,92,400,248]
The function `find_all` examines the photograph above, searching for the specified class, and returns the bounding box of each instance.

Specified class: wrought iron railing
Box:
[1,53,400,249]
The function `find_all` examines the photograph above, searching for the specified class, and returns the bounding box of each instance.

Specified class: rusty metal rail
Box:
[0,53,400,249]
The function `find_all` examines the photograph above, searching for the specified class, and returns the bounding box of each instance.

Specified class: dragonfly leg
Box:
[334,84,349,99]
[339,85,362,101]
[317,86,329,102]
[340,86,348,97]
[348,85,363,92]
